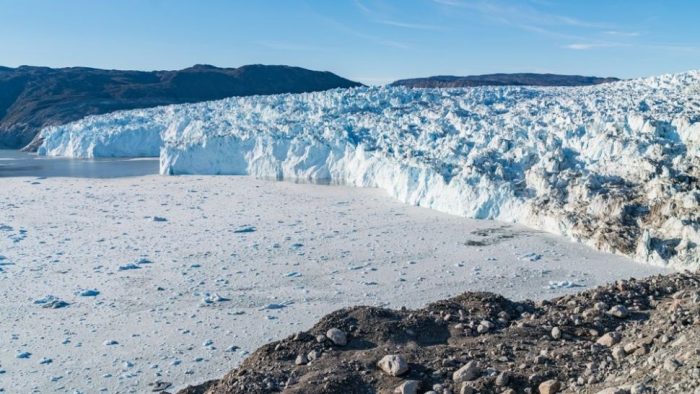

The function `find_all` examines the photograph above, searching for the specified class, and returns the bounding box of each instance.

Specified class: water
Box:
[0,150,158,178]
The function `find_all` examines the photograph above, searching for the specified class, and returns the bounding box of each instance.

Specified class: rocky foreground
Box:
[172,272,700,394]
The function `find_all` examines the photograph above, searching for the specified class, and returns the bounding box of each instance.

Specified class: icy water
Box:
[0,150,158,178]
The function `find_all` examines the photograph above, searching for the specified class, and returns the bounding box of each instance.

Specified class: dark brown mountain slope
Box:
[0,64,362,149]
[390,73,619,88]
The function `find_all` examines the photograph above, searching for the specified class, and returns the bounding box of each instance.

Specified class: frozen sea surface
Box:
[0,150,157,178]
[0,175,669,393]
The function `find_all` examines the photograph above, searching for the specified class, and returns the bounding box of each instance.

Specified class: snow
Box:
[37,72,700,268]
[0,175,669,392]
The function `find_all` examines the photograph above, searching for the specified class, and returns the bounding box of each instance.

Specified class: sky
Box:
[1,0,699,85]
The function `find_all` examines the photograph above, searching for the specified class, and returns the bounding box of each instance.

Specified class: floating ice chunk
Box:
[118,263,141,271]
[34,295,70,309]
[233,225,256,234]
[201,292,230,305]
[75,289,100,297]
[545,280,583,290]
[520,253,542,262]
[283,271,302,278]
[259,301,293,310]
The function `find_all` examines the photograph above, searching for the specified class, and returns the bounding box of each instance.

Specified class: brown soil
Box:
[171,272,700,394]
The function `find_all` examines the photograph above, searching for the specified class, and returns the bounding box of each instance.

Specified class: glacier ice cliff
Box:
[38,72,700,269]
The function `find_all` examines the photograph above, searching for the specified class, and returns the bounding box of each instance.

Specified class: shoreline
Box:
[176,270,700,394]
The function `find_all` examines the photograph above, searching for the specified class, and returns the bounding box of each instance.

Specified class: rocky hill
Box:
[390,73,619,88]
[174,271,700,394]
[0,64,361,149]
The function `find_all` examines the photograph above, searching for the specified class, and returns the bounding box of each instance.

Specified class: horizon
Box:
[2,0,699,85]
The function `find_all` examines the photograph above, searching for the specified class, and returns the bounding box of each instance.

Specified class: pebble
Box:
[612,346,626,360]
[551,326,562,340]
[453,361,480,383]
[394,380,419,394]
[538,379,561,394]
[663,358,681,372]
[595,388,630,394]
[377,354,409,376]
[495,371,509,386]
[609,305,630,318]
[597,332,622,347]
[326,328,347,346]
[295,354,308,365]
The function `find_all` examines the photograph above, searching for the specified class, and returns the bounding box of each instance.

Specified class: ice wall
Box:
[38,72,700,268]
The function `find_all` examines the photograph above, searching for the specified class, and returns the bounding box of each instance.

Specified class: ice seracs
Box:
[37,71,700,268]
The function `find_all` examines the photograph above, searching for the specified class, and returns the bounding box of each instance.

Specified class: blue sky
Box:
[1,0,699,84]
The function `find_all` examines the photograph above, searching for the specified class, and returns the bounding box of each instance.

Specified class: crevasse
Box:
[38,71,700,269]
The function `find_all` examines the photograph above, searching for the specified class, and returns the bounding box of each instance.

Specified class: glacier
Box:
[38,72,700,268]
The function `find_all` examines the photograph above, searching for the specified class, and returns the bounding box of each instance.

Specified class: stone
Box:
[663,358,681,372]
[609,305,629,318]
[477,320,494,334]
[538,379,561,394]
[495,371,510,386]
[295,354,307,365]
[378,355,409,376]
[595,388,630,394]
[325,328,347,346]
[459,382,474,394]
[551,326,562,340]
[453,361,480,383]
[597,332,622,347]
[612,346,626,361]
[307,349,320,362]
[629,384,649,394]
[394,380,420,394]
[623,343,638,353]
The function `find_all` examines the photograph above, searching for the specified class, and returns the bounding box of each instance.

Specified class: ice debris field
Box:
[38,71,700,269]
[0,175,668,393]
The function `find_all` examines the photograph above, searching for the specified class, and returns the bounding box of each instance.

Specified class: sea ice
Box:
[34,295,70,309]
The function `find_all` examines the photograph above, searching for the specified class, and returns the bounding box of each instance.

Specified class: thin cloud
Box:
[353,0,372,15]
[604,30,641,37]
[376,19,443,31]
[318,14,411,50]
[564,43,611,50]
[432,0,616,41]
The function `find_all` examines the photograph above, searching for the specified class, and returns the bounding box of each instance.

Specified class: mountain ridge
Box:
[390,72,620,88]
[0,64,362,149]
